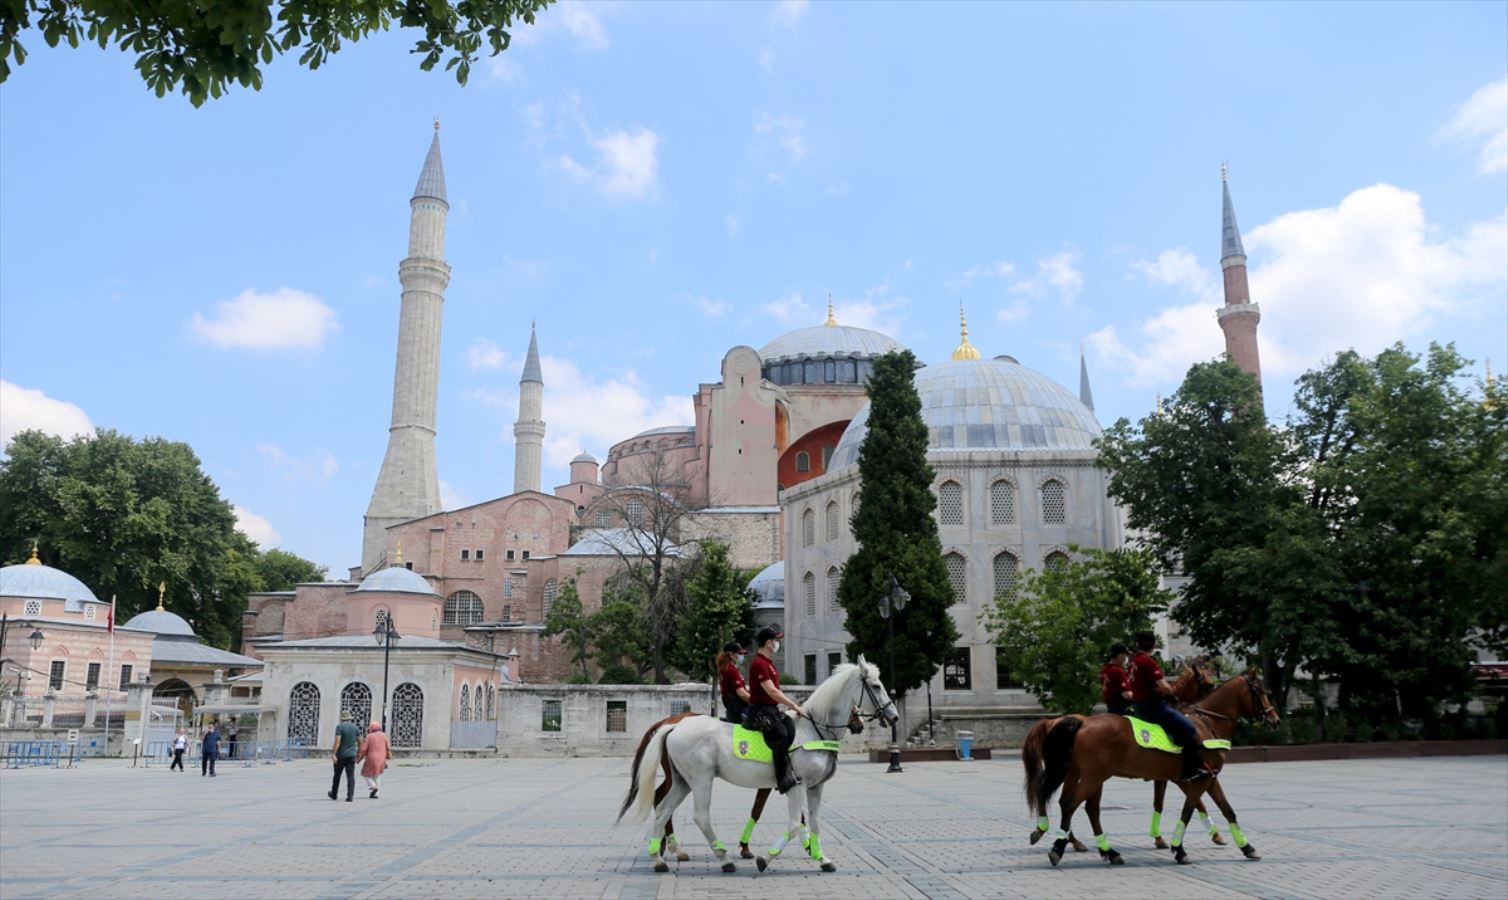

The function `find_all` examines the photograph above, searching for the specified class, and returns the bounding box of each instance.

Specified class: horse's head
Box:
[855,655,899,728]
[1191,656,1218,694]
[1243,668,1281,725]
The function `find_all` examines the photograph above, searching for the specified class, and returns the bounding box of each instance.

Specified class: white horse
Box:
[617,657,898,874]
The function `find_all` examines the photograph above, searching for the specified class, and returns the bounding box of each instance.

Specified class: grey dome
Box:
[747,561,785,610]
[124,607,196,637]
[758,324,902,365]
[831,358,1103,470]
[632,425,696,439]
[356,566,438,596]
[570,452,598,464]
[0,560,101,612]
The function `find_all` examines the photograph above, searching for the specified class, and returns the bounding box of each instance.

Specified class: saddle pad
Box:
[802,740,842,752]
[1127,716,1180,754]
[732,725,773,764]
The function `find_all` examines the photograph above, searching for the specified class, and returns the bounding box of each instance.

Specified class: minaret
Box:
[362,124,450,573]
[513,322,545,494]
[951,304,982,360]
[1217,164,1263,387]
[1078,343,1095,414]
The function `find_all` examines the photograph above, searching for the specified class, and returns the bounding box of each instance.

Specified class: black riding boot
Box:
[1179,745,1210,782]
[772,720,800,794]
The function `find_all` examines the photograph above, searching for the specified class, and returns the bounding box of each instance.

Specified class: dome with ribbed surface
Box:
[758,323,902,365]
[124,608,196,637]
[0,560,101,611]
[747,561,784,609]
[831,358,1102,470]
[356,566,438,596]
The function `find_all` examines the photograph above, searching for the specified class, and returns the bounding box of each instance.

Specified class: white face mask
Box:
[772,640,781,654]
[736,654,746,664]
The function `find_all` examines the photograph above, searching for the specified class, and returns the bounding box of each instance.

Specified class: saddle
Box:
[730,725,841,765]
[1125,715,1232,755]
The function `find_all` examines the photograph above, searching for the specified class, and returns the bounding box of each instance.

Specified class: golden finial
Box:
[393,543,404,566]
[24,543,41,566]
[156,581,166,612]
[951,303,981,361]
[824,294,837,326]
[1155,393,1164,417]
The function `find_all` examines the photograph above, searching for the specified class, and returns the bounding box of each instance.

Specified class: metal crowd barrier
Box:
[3,740,72,768]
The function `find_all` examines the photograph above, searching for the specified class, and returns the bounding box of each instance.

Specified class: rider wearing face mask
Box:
[742,626,806,794]
[717,640,751,724]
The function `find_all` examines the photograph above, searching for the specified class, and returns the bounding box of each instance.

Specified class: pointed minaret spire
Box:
[824,294,838,326]
[513,322,546,494]
[364,127,451,573]
[1215,163,1263,395]
[951,303,981,360]
[1078,342,1095,414]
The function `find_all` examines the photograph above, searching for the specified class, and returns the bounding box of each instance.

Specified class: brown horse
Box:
[1023,669,1279,866]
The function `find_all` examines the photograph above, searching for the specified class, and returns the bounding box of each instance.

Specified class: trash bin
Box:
[955,730,975,760]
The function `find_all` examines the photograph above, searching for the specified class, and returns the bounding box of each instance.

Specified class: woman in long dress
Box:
[357,721,391,799]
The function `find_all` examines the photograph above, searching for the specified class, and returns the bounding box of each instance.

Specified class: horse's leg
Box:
[1206,778,1259,859]
[647,777,691,873]
[755,785,806,873]
[1168,788,1205,865]
[687,771,736,873]
[807,783,836,872]
[1196,792,1225,846]
[1151,779,1170,848]
[653,765,691,862]
[741,788,771,858]
[1086,787,1124,865]
[1048,772,1087,867]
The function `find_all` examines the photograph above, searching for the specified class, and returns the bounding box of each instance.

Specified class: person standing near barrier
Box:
[357,721,390,799]
[200,724,219,777]
[227,723,238,760]
[328,711,361,801]
[171,729,187,771]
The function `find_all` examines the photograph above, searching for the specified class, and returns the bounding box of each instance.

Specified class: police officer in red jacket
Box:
[742,626,806,794]
[1129,632,1211,782]
[1100,643,1133,715]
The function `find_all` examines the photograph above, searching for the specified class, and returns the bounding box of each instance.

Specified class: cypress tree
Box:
[836,350,959,697]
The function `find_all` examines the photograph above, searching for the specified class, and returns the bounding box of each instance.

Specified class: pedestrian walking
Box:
[170,729,187,771]
[358,721,391,799]
[200,723,219,777]
[227,723,239,760]
[328,710,361,802]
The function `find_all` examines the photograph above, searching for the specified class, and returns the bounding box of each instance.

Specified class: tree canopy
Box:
[670,541,755,683]
[0,0,553,107]
[835,350,959,698]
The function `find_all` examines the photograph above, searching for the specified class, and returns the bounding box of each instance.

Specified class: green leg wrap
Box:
[1037,815,1050,832]
[712,839,725,852]
[647,837,663,857]
[1095,833,1110,852]
[768,831,790,857]
[1170,821,1187,848]
[1054,828,1069,841]
[1149,810,1162,837]
[808,836,823,860]
[740,817,757,844]
[1200,811,1218,836]
[1229,823,1249,848]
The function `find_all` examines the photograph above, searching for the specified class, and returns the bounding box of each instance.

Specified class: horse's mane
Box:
[806,661,875,714]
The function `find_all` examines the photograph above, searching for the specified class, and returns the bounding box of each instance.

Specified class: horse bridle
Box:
[811,676,895,739]
[1193,673,1277,723]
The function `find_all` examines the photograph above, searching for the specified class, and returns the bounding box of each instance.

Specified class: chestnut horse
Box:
[1023,669,1279,866]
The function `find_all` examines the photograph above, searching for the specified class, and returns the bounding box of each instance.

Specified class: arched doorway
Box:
[340,682,372,729]
[152,678,197,722]
[287,682,321,746]
[391,682,424,748]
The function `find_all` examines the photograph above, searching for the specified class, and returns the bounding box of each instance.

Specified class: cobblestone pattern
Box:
[1,754,1503,898]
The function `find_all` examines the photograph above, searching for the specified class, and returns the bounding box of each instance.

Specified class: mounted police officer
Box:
[1128,631,1211,783]
[741,626,806,794]
[1100,642,1133,715]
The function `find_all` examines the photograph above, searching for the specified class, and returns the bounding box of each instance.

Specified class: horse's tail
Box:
[618,721,674,824]
[1023,716,1084,813]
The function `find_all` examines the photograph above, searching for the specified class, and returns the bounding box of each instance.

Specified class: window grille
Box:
[84,604,96,621]
[938,480,964,525]
[288,682,320,745]
[541,699,562,732]
[543,579,559,617]
[795,451,810,473]
[944,647,972,690]
[501,604,512,623]
[993,551,1020,602]
[341,682,372,728]
[1041,479,1067,524]
[803,654,817,685]
[825,501,839,541]
[503,576,513,598]
[391,683,424,747]
[803,572,816,617]
[996,647,1021,689]
[593,510,611,528]
[944,553,967,604]
[118,664,133,690]
[24,599,40,616]
[606,700,628,733]
[374,608,389,632]
[444,590,484,626]
[827,651,842,676]
[990,479,1016,525]
[1045,551,1071,575]
[459,685,471,722]
[802,508,815,547]
[475,549,484,561]
[626,497,645,527]
[86,662,100,690]
[486,684,496,719]
[668,699,691,716]
[460,549,470,560]
[826,567,840,614]
[48,660,64,691]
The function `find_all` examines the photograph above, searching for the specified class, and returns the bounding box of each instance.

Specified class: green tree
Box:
[542,575,592,683]
[0,428,271,648]
[671,541,754,709]
[986,546,1172,714]
[253,547,328,591]
[835,350,959,697]
[589,594,651,682]
[1,0,553,106]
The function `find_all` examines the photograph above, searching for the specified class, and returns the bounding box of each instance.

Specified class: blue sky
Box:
[2,1,1505,573]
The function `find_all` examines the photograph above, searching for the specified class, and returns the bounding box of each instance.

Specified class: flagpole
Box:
[102,594,116,757]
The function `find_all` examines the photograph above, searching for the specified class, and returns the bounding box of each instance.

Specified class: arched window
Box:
[459,684,471,722]
[826,566,840,614]
[503,576,513,598]
[625,497,645,527]
[374,608,389,632]
[340,682,372,729]
[990,479,1016,525]
[391,683,424,748]
[287,682,320,746]
[444,590,484,626]
[825,501,839,541]
[944,553,968,605]
[542,579,559,617]
[821,445,835,469]
[501,604,512,623]
[486,683,496,720]
[803,571,816,618]
[993,551,1020,602]
[593,509,611,528]
[938,480,964,525]
[1041,479,1067,525]
[1045,550,1071,575]
[801,508,815,547]
[795,451,810,473]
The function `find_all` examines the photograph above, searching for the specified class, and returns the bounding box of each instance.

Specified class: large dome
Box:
[124,607,196,637]
[355,565,438,596]
[831,357,1102,470]
[0,554,101,611]
[758,323,903,366]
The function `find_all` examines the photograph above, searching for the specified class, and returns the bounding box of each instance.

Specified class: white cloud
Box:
[258,443,339,484]
[997,299,1032,323]
[1009,250,1083,303]
[690,297,733,318]
[755,112,807,163]
[770,0,809,27]
[823,181,850,197]
[759,292,813,325]
[466,338,507,371]
[439,479,471,511]
[233,505,281,548]
[560,127,660,200]
[486,54,519,82]
[0,380,93,451]
[513,0,611,50]
[189,288,338,350]
[1093,184,1508,386]
[1439,75,1508,175]
[961,261,1017,283]
[725,214,741,238]
[758,288,905,335]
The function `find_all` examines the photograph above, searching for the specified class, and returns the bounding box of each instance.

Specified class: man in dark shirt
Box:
[741,626,806,794]
[200,724,219,777]
[328,711,362,801]
[1100,643,1133,715]
[1128,632,1210,782]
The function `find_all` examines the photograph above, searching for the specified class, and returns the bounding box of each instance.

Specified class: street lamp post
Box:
[879,574,910,774]
[373,616,400,731]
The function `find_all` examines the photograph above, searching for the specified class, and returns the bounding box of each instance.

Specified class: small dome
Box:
[570,452,598,464]
[0,557,101,611]
[758,323,903,365]
[831,357,1102,470]
[356,566,438,596]
[748,561,785,609]
[631,425,696,439]
[124,608,196,637]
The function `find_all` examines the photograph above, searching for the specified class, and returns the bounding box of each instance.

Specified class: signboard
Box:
[66,729,80,745]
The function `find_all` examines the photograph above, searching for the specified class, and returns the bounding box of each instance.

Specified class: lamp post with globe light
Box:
[878,574,909,773]
[373,616,400,730]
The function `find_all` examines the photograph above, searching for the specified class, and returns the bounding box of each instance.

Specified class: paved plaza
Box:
[2,753,1505,899]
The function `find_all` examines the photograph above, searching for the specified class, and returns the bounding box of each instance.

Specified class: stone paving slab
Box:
[1,753,1504,898]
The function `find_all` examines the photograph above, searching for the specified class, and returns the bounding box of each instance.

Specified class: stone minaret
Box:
[1217,164,1262,386]
[512,323,545,494]
[1078,343,1095,414]
[362,125,450,573]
